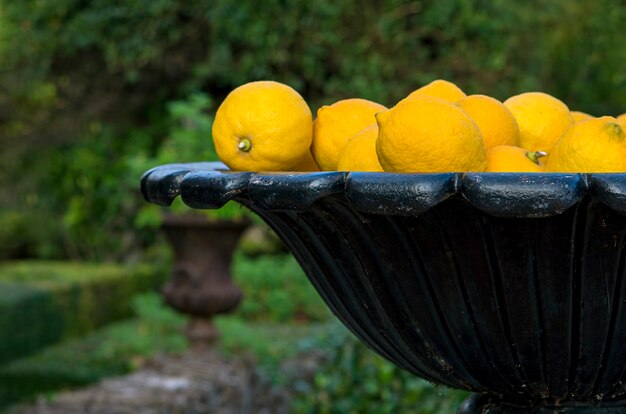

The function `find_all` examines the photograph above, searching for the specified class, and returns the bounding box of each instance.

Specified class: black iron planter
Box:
[141,162,626,413]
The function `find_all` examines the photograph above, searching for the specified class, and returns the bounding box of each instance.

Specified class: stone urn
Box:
[161,212,250,343]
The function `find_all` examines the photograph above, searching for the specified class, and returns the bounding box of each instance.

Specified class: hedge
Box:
[0,292,186,408]
[0,261,167,364]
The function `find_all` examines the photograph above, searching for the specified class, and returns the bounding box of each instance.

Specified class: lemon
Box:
[456,94,520,151]
[571,111,593,123]
[212,81,312,171]
[376,96,486,173]
[545,116,626,173]
[311,98,387,171]
[486,145,546,172]
[337,125,383,172]
[504,92,573,153]
[617,113,626,124]
[405,79,467,103]
[292,152,320,172]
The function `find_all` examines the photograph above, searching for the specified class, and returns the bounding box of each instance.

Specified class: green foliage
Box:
[290,321,468,414]
[0,292,187,407]
[0,0,207,77]
[0,261,167,363]
[0,211,37,260]
[232,253,329,323]
[161,93,218,163]
[41,123,154,260]
[5,0,625,110]
[215,317,321,384]
[528,0,626,114]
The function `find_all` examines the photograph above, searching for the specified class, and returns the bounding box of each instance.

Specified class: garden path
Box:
[12,346,322,414]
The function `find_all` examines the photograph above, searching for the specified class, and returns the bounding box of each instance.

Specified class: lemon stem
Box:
[607,122,623,138]
[238,138,252,152]
[526,151,547,165]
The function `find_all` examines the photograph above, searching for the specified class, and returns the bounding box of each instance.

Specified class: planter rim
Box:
[141,162,626,218]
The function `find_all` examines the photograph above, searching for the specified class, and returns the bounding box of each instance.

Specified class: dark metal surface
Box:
[141,164,626,410]
[458,395,626,413]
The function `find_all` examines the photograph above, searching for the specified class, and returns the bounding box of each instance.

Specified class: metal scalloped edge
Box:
[247,171,348,211]
[180,169,253,209]
[460,173,588,218]
[140,162,226,206]
[345,172,458,216]
[143,164,626,218]
[588,174,626,215]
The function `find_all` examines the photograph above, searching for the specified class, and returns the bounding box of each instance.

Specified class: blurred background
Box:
[0,0,625,412]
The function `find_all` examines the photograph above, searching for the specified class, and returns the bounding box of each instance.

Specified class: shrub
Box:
[232,253,330,323]
[0,292,186,408]
[0,261,167,363]
[290,321,468,414]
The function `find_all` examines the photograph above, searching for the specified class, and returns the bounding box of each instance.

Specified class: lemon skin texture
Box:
[545,116,626,173]
[456,94,520,151]
[311,98,387,171]
[212,80,313,172]
[337,125,383,172]
[571,111,593,123]
[486,145,545,172]
[504,92,573,153]
[376,96,487,173]
[405,79,467,103]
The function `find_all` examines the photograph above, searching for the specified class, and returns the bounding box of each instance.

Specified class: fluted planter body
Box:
[142,162,626,413]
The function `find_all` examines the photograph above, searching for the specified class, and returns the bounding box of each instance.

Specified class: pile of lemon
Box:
[212,80,626,173]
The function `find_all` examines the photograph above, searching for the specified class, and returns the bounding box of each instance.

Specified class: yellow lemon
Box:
[212,81,312,171]
[405,79,467,103]
[376,96,486,173]
[292,152,320,172]
[571,111,593,123]
[545,116,626,172]
[617,113,626,124]
[486,145,546,172]
[311,98,387,171]
[456,94,520,151]
[337,125,383,172]
[504,92,573,153]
